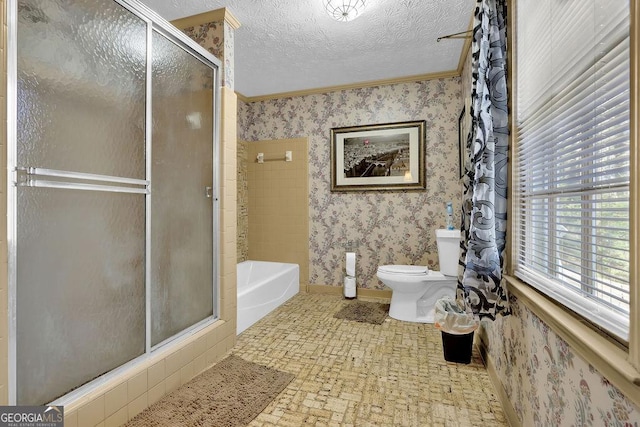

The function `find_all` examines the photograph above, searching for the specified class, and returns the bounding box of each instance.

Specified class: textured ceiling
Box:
[139,0,475,97]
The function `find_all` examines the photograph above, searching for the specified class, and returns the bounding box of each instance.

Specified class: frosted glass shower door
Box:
[150,30,215,346]
[15,0,147,405]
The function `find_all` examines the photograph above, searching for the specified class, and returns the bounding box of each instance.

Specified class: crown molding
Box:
[171,8,241,30]
[236,70,461,103]
[235,92,250,104]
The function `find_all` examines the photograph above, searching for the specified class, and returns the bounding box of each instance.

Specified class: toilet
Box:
[377,229,461,323]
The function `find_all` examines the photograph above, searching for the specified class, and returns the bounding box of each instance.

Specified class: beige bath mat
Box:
[125,355,294,427]
[334,300,390,325]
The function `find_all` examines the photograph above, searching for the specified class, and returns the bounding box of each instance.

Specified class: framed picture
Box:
[330,120,426,192]
[458,107,466,179]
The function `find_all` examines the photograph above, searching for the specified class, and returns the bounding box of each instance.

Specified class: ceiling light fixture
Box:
[322,0,367,22]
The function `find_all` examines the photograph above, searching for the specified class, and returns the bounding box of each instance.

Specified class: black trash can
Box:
[441,330,474,364]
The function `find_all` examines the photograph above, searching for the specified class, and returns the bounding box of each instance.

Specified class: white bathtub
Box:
[236,260,300,335]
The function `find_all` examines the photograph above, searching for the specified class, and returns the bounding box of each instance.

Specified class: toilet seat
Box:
[377,265,428,275]
[377,265,447,280]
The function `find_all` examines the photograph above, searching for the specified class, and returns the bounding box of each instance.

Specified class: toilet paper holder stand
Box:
[344,241,358,299]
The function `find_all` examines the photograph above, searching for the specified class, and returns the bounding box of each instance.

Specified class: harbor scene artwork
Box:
[343,134,410,178]
[330,121,426,191]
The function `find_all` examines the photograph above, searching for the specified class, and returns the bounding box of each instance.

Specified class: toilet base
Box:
[388,281,457,323]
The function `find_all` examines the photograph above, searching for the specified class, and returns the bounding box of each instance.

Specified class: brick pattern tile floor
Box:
[231,293,507,427]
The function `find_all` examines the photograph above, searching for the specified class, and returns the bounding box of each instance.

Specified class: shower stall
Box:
[7,0,220,405]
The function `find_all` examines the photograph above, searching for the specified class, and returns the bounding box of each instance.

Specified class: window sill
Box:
[504,275,640,408]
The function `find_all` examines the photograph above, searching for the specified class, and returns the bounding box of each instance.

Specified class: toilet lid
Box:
[377,265,428,275]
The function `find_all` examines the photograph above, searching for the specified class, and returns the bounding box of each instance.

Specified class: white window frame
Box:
[507,0,640,407]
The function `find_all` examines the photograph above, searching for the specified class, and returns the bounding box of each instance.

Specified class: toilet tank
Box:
[436,229,461,276]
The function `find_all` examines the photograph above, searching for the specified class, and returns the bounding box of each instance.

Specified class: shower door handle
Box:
[205,186,213,199]
[17,167,149,194]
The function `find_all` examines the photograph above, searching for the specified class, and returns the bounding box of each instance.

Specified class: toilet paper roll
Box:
[344,276,356,298]
[346,252,356,277]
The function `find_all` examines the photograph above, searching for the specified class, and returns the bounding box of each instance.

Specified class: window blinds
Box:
[513,0,630,339]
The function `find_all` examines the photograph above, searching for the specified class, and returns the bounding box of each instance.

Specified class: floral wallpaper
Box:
[239,78,463,289]
[482,297,640,426]
[182,20,234,89]
[222,21,234,90]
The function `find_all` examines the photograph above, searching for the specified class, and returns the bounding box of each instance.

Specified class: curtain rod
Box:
[437,29,472,42]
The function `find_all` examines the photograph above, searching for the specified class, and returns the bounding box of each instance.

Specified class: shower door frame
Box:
[6,0,222,405]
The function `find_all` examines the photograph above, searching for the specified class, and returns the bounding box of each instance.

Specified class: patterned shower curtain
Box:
[457,0,510,320]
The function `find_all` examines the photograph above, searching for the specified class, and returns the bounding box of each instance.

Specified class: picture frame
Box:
[458,107,466,179]
[330,120,426,192]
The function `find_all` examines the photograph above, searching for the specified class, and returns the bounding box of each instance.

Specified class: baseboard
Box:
[357,287,392,300]
[307,284,392,300]
[477,335,521,427]
[307,284,343,295]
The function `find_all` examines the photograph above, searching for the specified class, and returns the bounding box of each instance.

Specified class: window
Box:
[513,0,631,339]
